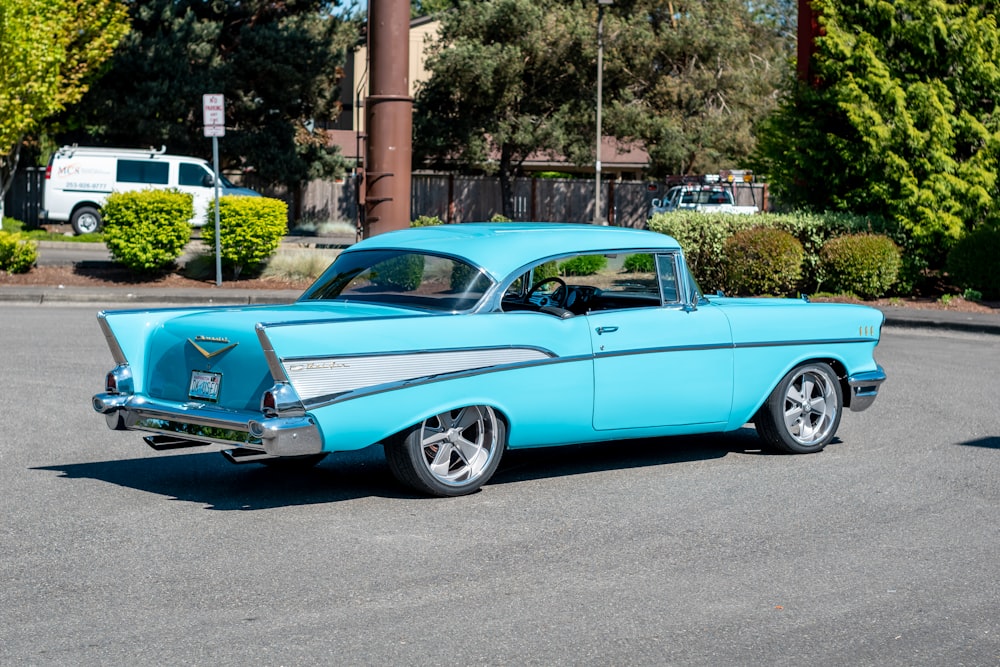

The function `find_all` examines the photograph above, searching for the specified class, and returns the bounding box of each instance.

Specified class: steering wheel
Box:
[525,276,568,308]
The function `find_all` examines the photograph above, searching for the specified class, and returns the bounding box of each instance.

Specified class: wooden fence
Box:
[6,169,766,230]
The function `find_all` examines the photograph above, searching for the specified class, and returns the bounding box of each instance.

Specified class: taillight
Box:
[262,391,277,414]
[260,383,305,418]
[104,365,133,395]
[45,165,52,180]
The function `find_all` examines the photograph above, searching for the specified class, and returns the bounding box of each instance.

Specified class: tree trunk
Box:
[498,144,516,220]
[0,140,24,220]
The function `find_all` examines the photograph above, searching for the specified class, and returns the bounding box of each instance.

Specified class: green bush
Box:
[102,190,193,273]
[0,231,38,273]
[647,210,899,292]
[946,225,1000,299]
[623,253,656,273]
[201,196,287,279]
[532,261,560,282]
[818,233,901,299]
[370,254,424,290]
[722,227,803,296]
[411,215,444,227]
[558,254,607,276]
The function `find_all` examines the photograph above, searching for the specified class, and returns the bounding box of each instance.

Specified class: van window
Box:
[179,163,211,187]
[117,160,169,185]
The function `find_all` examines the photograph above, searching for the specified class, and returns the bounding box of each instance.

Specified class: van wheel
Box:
[71,206,102,234]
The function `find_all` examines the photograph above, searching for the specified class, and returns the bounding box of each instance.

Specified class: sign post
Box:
[202,94,225,286]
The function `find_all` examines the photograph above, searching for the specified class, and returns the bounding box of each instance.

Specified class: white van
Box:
[41,145,260,234]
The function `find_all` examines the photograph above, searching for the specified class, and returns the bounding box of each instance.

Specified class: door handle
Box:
[595,326,619,335]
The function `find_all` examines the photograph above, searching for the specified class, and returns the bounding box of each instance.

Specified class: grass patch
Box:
[288,220,356,237]
[2,217,102,242]
[182,247,339,282]
[262,248,339,281]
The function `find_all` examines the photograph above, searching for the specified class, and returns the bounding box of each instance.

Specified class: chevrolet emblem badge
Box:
[188,338,238,359]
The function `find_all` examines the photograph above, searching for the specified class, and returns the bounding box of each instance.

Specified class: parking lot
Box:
[1,304,997,665]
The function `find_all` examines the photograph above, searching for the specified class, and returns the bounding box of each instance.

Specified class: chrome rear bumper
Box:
[92,393,323,457]
[847,366,887,412]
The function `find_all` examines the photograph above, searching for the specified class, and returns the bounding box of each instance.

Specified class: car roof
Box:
[347,223,682,279]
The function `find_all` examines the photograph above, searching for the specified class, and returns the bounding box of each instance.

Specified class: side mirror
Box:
[202,174,215,188]
[650,198,661,208]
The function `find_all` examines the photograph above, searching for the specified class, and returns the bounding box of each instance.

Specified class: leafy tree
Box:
[606,0,791,177]
[0,0,128,217]
[413,0,791,216]
[413,0,598,218]
[59,0,358,188]
[754,0,1000,268]
[412,0,454,16]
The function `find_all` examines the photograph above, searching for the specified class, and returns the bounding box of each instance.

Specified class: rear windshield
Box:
[300,249,494,312]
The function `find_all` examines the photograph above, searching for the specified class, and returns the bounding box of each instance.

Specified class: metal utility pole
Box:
[594,0,613,225]
[362,0,413,238]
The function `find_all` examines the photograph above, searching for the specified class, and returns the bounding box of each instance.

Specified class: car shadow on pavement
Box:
[34,444,406,510]
[492,428,765,487]
[958,436,1000,449]
[35,429,769,509]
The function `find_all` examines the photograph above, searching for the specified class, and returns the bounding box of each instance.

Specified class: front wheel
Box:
[385,405,505,497]
[71,206,102,235]
[754,362,843,454]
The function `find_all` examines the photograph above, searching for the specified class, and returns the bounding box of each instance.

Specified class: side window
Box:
[179,163,210,187]
[655,254,680,303]
[117,160,169,185]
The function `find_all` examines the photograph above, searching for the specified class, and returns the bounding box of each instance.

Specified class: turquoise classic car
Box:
[92,223,886,496]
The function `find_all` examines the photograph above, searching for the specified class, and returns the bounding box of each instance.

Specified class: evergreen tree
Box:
[60,0,358,188]
[754,0,1000,266]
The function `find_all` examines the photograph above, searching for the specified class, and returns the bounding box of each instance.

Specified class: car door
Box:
[587,253,734,431]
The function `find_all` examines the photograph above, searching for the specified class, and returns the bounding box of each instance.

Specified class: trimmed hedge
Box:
[559,254,607,276]
[202,196,287,279]
[102,190,193,273]
[647,210,904,294]
[819,233,901,299]
[947,225,1000,299]
[721,227,803,296]
[0,231,38,273]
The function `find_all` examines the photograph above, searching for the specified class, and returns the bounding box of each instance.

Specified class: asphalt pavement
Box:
[3,237,999,336]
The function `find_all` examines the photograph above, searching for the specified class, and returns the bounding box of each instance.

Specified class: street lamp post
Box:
[594,0,613,225]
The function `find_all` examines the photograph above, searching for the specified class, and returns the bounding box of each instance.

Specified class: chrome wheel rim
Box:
[783,369,838,445]
[418,406,499,486]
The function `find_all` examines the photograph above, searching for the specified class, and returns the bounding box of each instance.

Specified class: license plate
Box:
[189,370,222,402]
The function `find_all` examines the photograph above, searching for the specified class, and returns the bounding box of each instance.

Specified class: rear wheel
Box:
[385,405,505,497]
[755,362,842,454]
[71,206,102,235]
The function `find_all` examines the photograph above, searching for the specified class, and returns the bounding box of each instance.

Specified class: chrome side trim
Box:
[733,337,880,349]
[97,312,128,365]
[592,336,876,361]
[255,324,290,382]
[847,365,887,412]
[283,347,554,401]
